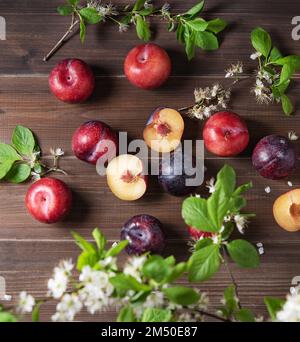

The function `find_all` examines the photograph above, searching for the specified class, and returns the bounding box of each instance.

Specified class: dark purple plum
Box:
[158,151,198,196]
[121,214,166,255]
[252,135,297,180]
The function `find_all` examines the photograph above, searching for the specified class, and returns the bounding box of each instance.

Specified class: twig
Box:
[187,308,233,322]
[43,15,80,62]
[222,246,242,309]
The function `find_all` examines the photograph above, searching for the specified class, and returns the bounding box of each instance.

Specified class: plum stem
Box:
[43,14,80,62]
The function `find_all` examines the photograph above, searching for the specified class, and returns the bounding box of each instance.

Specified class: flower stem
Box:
[43,15,80,62]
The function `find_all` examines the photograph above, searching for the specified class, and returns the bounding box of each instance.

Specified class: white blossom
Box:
[277,293,300,322]
[250,51,262,60]
[119,23,129,33]
[205,177,216,194]
[264,186,271,194]
[225,62,243,78]
[123,256,147,282]
[17,291,35,314]
[287,181,293,187]
[161,3,171,13]
[50,147,64,157]
[288,131,298,141]
[52,293,82,322]
[234,215,248,234]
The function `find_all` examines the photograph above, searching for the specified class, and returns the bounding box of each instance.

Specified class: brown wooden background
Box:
[0,0,300,321]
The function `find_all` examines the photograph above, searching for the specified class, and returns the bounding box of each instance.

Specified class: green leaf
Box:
[92,228,106,252]
[72,231,97,253]
[141,308,172,322]
[110,274,151,293]
[221,222,235,241]
[195,31,219,50]
[281,94,293,116]
[176,22,185,43]
[77,251,98,271]
[80,20,86,43]
[232,182,252,196]
[106,240,128,257]
[269,47,282,62]
[0,311,17,322]
[163,286,200,306]
[0,160,14,180]
[223,285,239,314]
[117,306,137,322]
[215,164,236,196]
[164,255,176,266]
[235,308,255,322]
[194,238,213,251]
[79,7,102,24]
[5,163,31,183]
[182,197,217,232]
[184,1,205,17]
[206,18,227,34]
[227,239,259,268]
[138,8,154,16]
[186,18,208,32]
[184,28,196,60]
[12,125,35,156]
[251,27,272,58]
[57,5,73,16]
[136,16,151,41]
[142,255,170,283]
[133,0,146,11]
[32,303,41,322]
[68,0,79,5]
[0,143,21,163]
[164,262,187,283]
[264,297,284,321]
[188,244,220,282]
[274,55,300,70]
[280,63,295,83]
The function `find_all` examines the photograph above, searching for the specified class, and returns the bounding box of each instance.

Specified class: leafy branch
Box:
[0,126,66,184]
[250,27,300,115]
[43,0,227,61]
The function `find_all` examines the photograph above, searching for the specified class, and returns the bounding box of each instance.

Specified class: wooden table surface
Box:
[0,0,300,321]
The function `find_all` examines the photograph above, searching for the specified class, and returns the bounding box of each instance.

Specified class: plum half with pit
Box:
[121,214,166,255]
[158,151,199,196]
[252,135,297,179]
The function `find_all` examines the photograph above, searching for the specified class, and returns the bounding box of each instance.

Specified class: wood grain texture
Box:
[0,0,300,322]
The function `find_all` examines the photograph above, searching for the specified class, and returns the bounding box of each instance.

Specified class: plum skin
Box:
[252,135,297,180]
[121,214,166,255]
[158,152,198,196]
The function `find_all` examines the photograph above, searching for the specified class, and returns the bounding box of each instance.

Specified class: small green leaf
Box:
[32,303,41,322]
[269,47,282,62]
[194,238,213,251]
[117,306,137,322]
[163,286,200,306]
[184,28,196,60]
[0,311,17,322]
[106,240,128,257]
[264,297,284,321]
[141,308,172,322]
[80,20,86,43]
[136,16,151,41]
[164,262,187,283]
[133,0,146,11]
[195,31,219,50]
[77,251,98,271]
[223,285,239,314]
[206,18,227,34]
[186,18,208,32]
[232,182,253,196]
[92,228,106,252]
[176,22,185,43]
[227,239,260,268]
[0,160,14,180]
[12,125,35,156]
[281,94,293,116]
[215,164,236,196]
[235,308,255,322]
[280,63,295,83]
[251,27,272,58]
[164,255,176,266]
[184,1,205,17]
[68,0,79,6]
[110,274,151,293]
[142,255,170,283]
[79,7,102,24]
[274,55,300,70]
[188,244,220,282]
[72,231,97,253]
[57,5,73,16]
[182,197,217,232]
[5,163,31,183]
[0,143,21,163]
